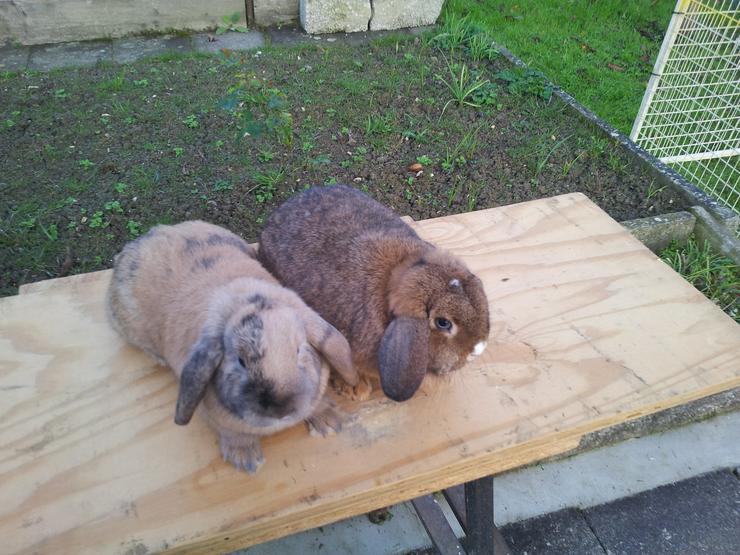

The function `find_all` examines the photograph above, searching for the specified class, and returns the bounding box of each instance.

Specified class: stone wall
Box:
[0,0,245,45]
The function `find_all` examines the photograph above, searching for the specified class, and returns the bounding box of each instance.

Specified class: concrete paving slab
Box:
[235,501,430,555]
[621,210,695,253]
[585,469,740,555]
[193,30,265,53]
[266,27,315,46]
[0,44,30,71]
[28,41,113,71]
[112,35,192,64]
[501,508,605,555]
[493,410,740,525]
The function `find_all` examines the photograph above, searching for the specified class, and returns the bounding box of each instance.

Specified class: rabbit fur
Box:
[107,220,357,473]
[258,185,490,402]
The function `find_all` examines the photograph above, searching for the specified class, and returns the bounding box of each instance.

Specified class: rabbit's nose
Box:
[257,387,295,419]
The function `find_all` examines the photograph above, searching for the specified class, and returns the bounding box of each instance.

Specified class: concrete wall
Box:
[0,0,246,45]
[0,0,441,45]
[254,0,299,27]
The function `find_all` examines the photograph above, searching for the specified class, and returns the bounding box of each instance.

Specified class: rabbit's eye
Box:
[435,317,452,331]
[238,357,246,368]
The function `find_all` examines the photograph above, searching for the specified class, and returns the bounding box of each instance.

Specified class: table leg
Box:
[457,478,511,555]
[413,476,512,555]
[464,477,494,554]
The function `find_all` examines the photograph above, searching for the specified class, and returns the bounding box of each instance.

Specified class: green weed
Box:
[446,179,462,208]
[442,152,466,173]
[182,114,199,128]
[402,128,430,143]
[258,149,276,162]
[432,13,474,52]
[310,153,331,168]
[661,238,740,322]
[438,61,490,114]
[607,151,629,173]
[251,168,284,203]
[338,76,370,95]
[646,179,667,200]
[365,115,394,136]
[441,123,483,172]
[587,135,609,158]
[217,12,247,35]
[470,80,499,107]
[98,70,127,92]
[213,180,233,192]
[222,75,293,145]
[39,222,58,242]
[104,200,123,214]
[467,182,485,211]
[562,151,585,176]
[4,110,20,129]
[495,68,552,101]
[88,211,107,229]
[468,33,499,62]
[127,220,142,237]
[349,146,369,164]
[535,134,572,178]
[65,178,90,194]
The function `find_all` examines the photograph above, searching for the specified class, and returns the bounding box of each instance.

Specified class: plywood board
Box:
[1,193,739,555]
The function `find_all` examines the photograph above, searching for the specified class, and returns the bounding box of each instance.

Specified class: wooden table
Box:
[2,193,739,555]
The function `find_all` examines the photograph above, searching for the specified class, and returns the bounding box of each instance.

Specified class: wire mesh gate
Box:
[631,0,740,214]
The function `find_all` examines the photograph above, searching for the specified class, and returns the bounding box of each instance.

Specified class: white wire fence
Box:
[631,0,739,214]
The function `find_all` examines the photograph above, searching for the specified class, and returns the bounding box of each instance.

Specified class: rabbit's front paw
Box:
[332,375,373,401]
[307,400,345,437]
[220,434,264,474]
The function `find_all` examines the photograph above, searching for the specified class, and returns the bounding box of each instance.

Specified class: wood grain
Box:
[2,193,739,555]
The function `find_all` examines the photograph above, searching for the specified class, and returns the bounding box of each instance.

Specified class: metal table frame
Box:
[411,476,512,555]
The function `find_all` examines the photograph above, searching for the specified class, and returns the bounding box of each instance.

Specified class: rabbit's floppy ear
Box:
[378,316,429,402]
[299,305,359,386]
[175,331,224,425]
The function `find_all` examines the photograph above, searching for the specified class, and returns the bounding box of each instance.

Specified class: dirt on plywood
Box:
[0,35,689,296]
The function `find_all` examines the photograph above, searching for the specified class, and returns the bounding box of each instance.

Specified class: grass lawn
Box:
[444,0,739,322]
[445,0,676,134]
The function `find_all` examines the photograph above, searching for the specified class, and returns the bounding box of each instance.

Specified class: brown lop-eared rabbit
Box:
[258,185,490,402]
[107,221,358,473]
